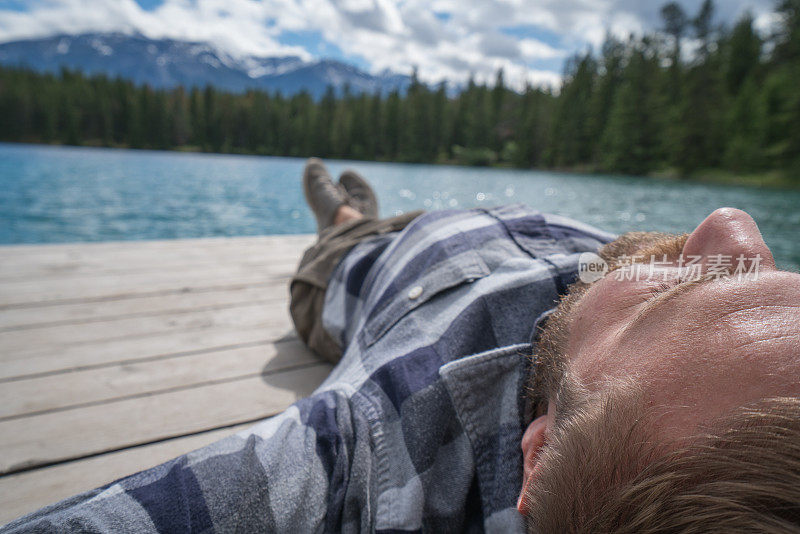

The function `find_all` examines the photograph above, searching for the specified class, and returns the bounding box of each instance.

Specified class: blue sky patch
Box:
[279,29,369,70]
[500,24,563,49]
[134,0,163,11]
[0,0,30,11]
[525,57,566,74]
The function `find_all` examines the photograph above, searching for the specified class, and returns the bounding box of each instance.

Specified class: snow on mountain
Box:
[0,33,411,98]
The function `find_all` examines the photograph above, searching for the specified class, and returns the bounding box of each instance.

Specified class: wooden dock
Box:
[0,234,332,524]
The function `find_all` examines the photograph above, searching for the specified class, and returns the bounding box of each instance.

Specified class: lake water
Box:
[1,143,799,271]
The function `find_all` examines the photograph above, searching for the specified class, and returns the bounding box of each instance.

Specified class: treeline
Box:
[0,0,798,181]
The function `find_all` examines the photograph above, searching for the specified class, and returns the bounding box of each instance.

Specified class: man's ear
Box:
[517,414,550,516]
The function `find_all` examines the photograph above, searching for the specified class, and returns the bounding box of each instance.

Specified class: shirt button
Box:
[408,286,423,300]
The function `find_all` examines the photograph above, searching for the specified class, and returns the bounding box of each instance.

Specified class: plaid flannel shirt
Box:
[3,204,614,533]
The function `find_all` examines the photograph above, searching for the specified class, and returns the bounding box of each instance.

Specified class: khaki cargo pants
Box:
[289,211,423,364]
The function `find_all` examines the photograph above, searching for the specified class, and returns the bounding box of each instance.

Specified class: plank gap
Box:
[0,360,326,423]
[0,415,273,479]
[0,278,293,311]
[0,336,297,384]
[0,295,288,332]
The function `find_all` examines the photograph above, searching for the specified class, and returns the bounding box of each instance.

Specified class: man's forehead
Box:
[567,269,800,410]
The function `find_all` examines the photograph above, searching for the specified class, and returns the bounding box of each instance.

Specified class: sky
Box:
[0,0,779,90]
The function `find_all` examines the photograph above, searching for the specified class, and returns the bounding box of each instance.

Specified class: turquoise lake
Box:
[1,142,798,271]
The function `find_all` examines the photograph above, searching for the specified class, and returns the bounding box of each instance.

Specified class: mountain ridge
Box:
[0,32,412,98]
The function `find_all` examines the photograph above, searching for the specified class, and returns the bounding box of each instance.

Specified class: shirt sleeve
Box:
[1,389,372,533]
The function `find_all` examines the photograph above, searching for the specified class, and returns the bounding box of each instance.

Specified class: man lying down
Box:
[4,159,800,533]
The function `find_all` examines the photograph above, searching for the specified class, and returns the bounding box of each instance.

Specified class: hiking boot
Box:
[303,158,348,233]
[339,169,379,219]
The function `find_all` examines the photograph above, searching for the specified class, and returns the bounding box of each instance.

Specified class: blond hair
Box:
[524,395,800,533]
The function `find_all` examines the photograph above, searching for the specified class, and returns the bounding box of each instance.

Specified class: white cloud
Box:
[520,39,567,60]
[0,0,776,91]
[754,10,782,37]
[0,0,313,59]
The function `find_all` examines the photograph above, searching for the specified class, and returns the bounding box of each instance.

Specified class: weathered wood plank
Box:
[0,323,295,381]
[0,302,292,355]
[0,423,254,525]
[0,236,314,282]
[0,363,332,475]
[0,235,314,267]
[0,254,303,283]
[0,338,318,419]
[0,283,286,331]
[0,263,297,308]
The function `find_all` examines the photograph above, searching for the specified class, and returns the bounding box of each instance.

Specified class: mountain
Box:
[0,32,411,98]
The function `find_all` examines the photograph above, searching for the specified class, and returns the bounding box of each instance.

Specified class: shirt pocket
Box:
[362,232,490,348]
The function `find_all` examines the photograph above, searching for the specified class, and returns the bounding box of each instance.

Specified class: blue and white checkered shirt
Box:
[3,205,614,533]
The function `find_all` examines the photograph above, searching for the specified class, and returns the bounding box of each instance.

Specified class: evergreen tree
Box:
[694,0,717,59]
[549,53,597,167]
[589,34,626,165]
[770,0,800,173]
[661,2,689,61]
[515,84,553,167]
[674,0,727,173]
[431,82,449,160]
[491,68,506,153]
[384,90,401,159]
[601,40,664,174]
[725,13,762,95]
[724,77,766,171]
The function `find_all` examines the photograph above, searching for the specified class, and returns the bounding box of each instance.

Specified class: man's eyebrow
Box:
[629,274,718,327]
